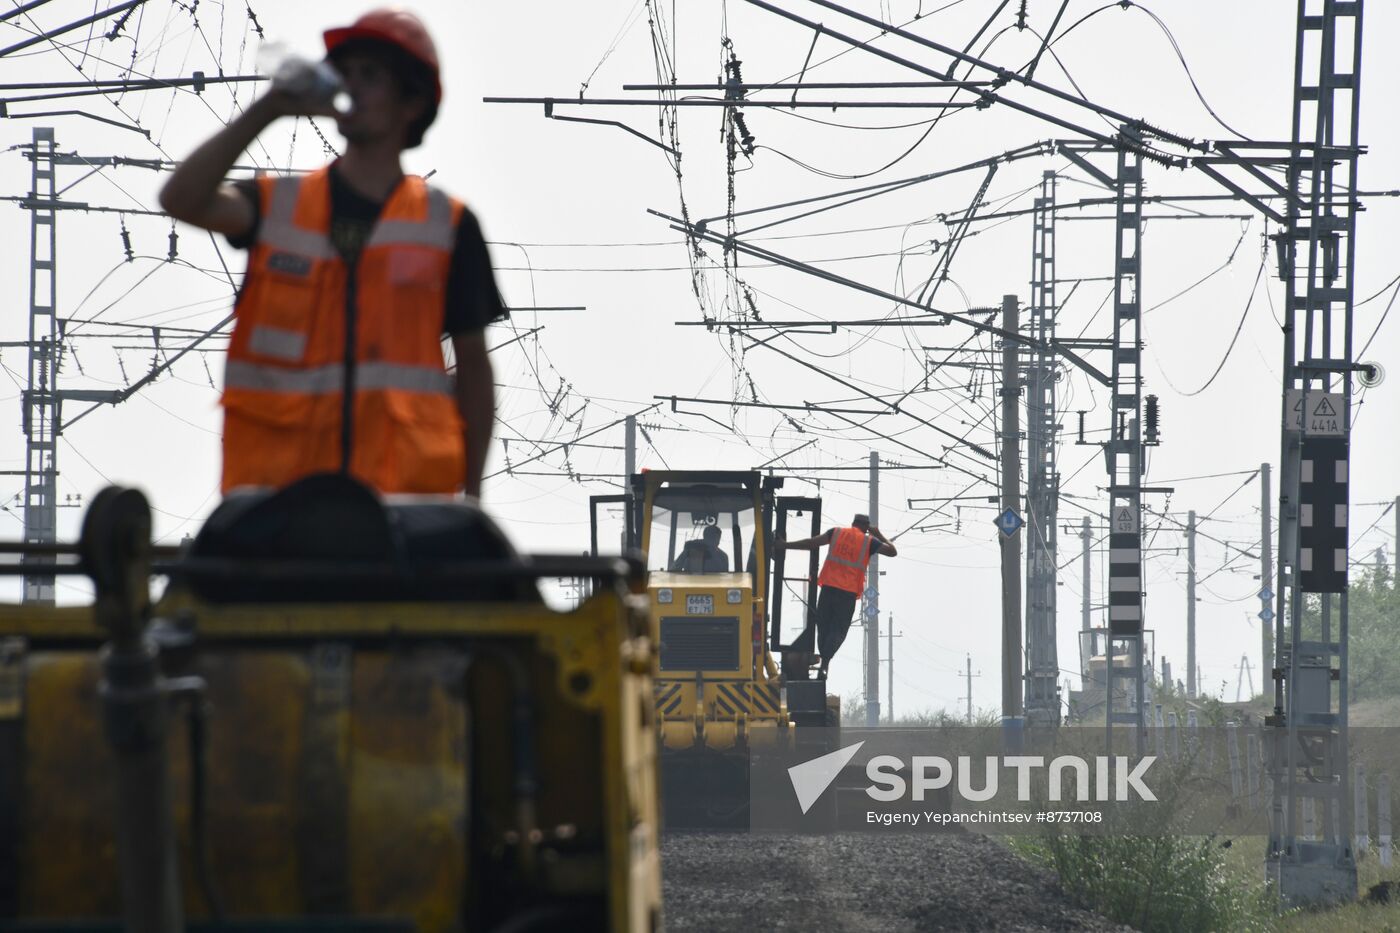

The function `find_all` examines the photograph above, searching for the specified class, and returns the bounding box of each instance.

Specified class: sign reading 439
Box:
[1112,505,1139,535]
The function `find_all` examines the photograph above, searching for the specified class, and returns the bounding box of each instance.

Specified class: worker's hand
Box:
[260,85,342,120]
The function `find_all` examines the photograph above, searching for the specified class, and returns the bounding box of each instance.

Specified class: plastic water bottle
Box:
[257,41,349,115]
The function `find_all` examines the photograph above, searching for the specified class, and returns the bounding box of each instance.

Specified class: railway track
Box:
[661,830,1131,932]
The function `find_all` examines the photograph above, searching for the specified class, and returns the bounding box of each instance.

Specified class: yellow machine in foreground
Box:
[0,479,661,932]
[591,470,835,825]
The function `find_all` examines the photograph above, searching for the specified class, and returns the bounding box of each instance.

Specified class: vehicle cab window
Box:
[647,486,757,585]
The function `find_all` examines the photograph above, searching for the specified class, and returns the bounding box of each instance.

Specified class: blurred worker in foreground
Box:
[159,7,505,499]
[779,514,897,679]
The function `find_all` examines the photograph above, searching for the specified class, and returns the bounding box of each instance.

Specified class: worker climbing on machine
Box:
[159,7,505,499]
[778,514,897,680]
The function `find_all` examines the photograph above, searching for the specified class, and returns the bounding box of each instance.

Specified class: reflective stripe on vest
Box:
[260,176,456,255]
[260,175,337,259]
[817,527,872,594]
[367,188,454,249]
[247,324,308,361]
[225,360,453,396]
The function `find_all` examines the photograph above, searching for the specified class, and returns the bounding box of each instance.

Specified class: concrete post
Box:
[1379,773,1392,868]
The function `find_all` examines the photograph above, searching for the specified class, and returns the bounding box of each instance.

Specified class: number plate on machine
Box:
[686,594,714,615]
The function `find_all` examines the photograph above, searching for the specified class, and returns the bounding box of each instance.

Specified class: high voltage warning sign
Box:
[1285,389,1346,436]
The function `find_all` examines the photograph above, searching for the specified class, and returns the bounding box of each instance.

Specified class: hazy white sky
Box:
[0,1,1395,717]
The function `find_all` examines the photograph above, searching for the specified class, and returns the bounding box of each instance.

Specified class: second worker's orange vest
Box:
[221,166,466,495]
[817,526,874,595]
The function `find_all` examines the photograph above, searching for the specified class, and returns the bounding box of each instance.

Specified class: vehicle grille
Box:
[659,617,740,671]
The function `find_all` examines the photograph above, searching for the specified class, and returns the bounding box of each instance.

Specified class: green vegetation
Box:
[872,568,1400,928]
[1015,831,1269,932]
[1147,674,1240,727]
[1012,754,1271,933]
[1221,835,1400,933]
[839,695,1001,727]
[1333,562,1400,704]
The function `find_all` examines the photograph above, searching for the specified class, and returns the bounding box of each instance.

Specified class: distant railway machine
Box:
[0,478,662,933]
[590,470,837,827]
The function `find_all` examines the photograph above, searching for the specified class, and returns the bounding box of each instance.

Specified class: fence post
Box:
[1260,728,1271,823]
[1246,732,1259,812]
[1379,773,1392,869]
[1167,711,1179,761]
[1186,709,1200,771]
[1227,722,1242,800]
[1355,763,1369,856]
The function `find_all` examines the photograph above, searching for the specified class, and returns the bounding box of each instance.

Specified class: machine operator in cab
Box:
[159,8,505,500]
[778,514,897,680]
[671,524,730,573]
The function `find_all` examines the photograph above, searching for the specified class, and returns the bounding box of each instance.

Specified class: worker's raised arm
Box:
[870,525,898,558]
[776,528,833,551]
[159,90,332,236]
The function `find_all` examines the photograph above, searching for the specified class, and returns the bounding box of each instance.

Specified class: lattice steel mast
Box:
[21,128,59,605]
[1103,147,1146,755]
[1266,0,1364,907]
[1023,170,1060,726]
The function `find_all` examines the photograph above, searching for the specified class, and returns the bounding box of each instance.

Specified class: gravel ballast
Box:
[661,830,1132,932]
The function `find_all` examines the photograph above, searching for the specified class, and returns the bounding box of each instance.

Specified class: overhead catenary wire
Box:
[1155,252,1266,397]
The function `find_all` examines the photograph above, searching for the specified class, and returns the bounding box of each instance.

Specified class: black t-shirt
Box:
[229,166,507,335]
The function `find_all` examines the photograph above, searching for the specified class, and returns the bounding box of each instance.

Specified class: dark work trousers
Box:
[792,585,860,664]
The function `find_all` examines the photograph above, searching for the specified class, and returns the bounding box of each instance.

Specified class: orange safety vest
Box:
[817,527,874,595]
[221,166,466,495]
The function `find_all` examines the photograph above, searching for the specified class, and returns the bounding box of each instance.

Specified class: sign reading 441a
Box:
[1285,389,1346,437]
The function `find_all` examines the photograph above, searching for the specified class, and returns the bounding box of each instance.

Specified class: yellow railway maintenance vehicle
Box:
[0,476,662,933]
[589,470,836,826]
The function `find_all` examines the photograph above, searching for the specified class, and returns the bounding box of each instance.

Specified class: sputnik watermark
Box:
[787,742,1157,815]
[866,811,1101,826]
[788,740,865,814]
[867,754,1157,803]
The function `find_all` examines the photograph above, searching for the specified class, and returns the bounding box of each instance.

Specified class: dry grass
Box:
[1351,694,1400,727]
[1274,899,1400,933]
[1220,834,1400,932]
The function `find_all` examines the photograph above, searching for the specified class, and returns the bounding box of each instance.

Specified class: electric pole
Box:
[1267,0,1364,905]
[885,616,900,723]
[1105,146,1147,757]
[1024,171,1060,727]
[1260,462,1273,682]
[999,294,1023,750]
[866,450,880,727]
[17,130,128,604]
[22,128,59,605]
[1081,516,1092,681]
[1236,654,1255,703]
[622,415,637,554]
[624,415,636,480]
[965,654,981,725]
[1187,510,1197,698]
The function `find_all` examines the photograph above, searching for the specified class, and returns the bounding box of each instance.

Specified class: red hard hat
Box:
[324,7,441,102]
